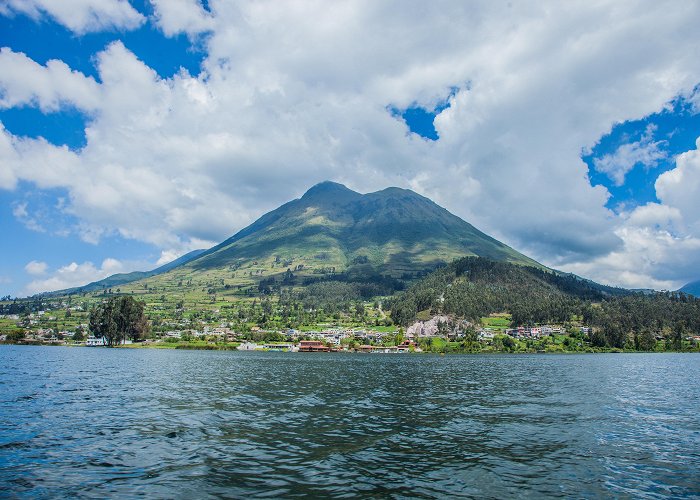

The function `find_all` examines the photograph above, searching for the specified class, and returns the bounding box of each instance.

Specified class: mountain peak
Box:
[301,181,360,203]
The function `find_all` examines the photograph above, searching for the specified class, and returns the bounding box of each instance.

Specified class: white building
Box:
[85,336,106,346]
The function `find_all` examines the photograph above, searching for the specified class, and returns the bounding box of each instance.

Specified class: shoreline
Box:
[1,341,696,355]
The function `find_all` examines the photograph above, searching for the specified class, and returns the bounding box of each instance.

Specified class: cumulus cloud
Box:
[0,48,101,112]
[2,0,700,289]
[655,137,700,232]
[560,138,700,289]
[592,125,667,186]
[150,0,214,38]
[0,0,144,34]
[22,258,129,296]
[24,260,48,276]
[562,223,700,290]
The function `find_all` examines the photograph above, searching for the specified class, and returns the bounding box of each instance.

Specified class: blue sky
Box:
[583,96,700,212]
[0,1,207,296]
[1,1,700,296]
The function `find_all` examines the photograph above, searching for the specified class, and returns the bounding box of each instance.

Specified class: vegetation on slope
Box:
[179,181,542,279]
[388,257,700,349]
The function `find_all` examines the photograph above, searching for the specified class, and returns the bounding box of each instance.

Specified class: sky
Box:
[0,0,699,297]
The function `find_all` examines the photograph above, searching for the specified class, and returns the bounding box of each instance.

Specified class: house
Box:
[396,340,415,352]
[479,330,495,340]
[298,340,330,352]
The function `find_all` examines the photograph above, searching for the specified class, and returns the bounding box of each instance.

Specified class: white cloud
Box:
[655,137,700,232]
[24,260,48,276]
[150,0,214,38]
[2,1,700,289]
[21,258,132,296]
[687,86,700,114]
[0,0,144,34]
[561,223,700,290]
[592,125,667,186]
[559,138,700,289]
[0,122,18,189]
[154,237,214,266]
[0,48,101,113]
[12,201,45,232]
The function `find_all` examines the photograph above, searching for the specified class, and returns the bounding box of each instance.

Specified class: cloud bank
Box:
[2,0,700,291]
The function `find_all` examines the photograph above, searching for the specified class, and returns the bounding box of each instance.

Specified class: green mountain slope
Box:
[62,181,547,301]
[187,181,541,277]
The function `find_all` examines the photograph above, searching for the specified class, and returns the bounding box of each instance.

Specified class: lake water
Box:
[1,346,699,498]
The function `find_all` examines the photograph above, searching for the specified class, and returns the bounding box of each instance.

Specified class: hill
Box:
[387,256,629,326]
[387,256,699,349]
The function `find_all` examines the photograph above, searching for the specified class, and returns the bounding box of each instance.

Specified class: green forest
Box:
[388,257,700,350]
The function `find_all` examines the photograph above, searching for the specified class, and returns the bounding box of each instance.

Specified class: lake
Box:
[1,346,699,498]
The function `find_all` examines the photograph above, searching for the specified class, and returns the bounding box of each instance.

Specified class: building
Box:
[263,343,297,352]
[85,336,106,346]
[298,340,330,352]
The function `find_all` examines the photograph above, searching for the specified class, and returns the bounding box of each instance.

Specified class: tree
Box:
[73,326,85,342]
[635,328,656,351]
[502,335,516,351]
[89,296,148,346]
[670,321,685,351]
[7,330,24,342]
[354,302,365,319]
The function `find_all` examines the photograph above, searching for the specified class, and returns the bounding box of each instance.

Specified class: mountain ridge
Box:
[184,181,543,276]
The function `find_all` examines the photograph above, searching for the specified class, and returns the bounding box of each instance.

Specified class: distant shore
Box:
[2,341,696,354]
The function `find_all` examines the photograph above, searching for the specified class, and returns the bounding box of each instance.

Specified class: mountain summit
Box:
[300,180,362,203]
[185,181,541,277]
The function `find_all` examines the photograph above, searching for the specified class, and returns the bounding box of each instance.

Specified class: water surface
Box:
[1,346,699,498]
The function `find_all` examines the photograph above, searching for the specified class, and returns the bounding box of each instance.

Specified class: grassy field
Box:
[481,313,511,331]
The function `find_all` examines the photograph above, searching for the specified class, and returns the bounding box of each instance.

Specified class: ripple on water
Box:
[1,347,699,497]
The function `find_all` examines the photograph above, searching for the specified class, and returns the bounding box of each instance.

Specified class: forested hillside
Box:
[388,257,700,349]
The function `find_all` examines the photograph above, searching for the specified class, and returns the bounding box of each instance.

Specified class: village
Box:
[0,308,616,353]
[4,302,699,353]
